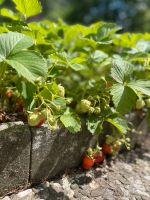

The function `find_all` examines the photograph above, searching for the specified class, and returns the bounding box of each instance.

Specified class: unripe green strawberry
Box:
[76,99,91,114]
[94,107,101,114]
[136,99,145,109]
[58,85,65,97]
[88,107,95,114]
[146,99,150,108]
[28,112,41,126]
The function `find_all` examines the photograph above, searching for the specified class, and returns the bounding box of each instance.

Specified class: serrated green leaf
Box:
[73,38,96,50]
[91,50,108,63]
[97,23,121,41]
[60,112,81,133]
[90,23,121,42]
[53,98,66,109]
[51,52,68,65]
[0,8,19,20]
[106,117,128,134]
[6,51,47,82]
[128,80,150,96]
[0,32,34,61]
[111,84,137,114]
[63,24,94,46]
[111,58,133,83]
[13,0,42,19]
[70,63,85,71]
[0,32,47,82]
[86,115,103,135]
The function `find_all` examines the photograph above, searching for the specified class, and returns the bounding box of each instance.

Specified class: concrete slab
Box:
[0,122,31,196]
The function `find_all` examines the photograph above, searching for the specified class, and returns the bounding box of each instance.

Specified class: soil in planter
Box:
[0,111,27,123]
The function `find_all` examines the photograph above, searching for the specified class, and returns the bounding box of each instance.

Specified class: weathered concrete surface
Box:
[5,134,150,200]
[0,114,149,197]
[0,122,31,196]
[30,124,97,183]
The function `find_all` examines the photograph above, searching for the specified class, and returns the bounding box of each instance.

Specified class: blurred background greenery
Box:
[0,0,150,32]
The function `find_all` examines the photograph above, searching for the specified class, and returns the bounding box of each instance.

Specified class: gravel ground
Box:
[1,137,150,200]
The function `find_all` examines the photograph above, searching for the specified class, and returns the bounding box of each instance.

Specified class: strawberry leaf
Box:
[111,58,133,83]
[111,84,137,114]
[106,117,128,134]
[60,112,81,133]
[128,80,150,96]
[86,115,103,135]
[12,0,42,19]
[0,32,47,83]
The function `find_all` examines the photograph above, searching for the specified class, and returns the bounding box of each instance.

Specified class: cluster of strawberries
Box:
[82,144,112,169]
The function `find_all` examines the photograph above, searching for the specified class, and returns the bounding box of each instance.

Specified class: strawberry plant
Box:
[0,0,150,148]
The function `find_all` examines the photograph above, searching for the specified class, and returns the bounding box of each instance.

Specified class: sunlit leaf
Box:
[13,0,42,19]
[111,84,137,114]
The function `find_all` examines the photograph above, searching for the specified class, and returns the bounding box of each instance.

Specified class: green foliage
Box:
[0,8,20,20]
[111,58,133,84]
[12,0,42,19]
[110,58,150,113]
[0,32,47,83]
[106,117,128,134]
[86,115,103,135]
[60,109,81,133]
[0,0,150,142]
[111,84,137,114]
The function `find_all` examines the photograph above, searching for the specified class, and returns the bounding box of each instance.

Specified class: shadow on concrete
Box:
[0,122,31,196]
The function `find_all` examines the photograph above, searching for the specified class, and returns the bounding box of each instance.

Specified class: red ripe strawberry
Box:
[5,89,13,98]
[36,117,45,128]
[94,152,104,164]
[82,155,95,170]
[102,144,112,154]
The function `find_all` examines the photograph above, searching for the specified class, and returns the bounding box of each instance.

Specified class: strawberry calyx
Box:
[93,145,104,163]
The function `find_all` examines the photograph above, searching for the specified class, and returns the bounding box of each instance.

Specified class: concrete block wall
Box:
[0,123,97,196]
[0,115,149,197]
